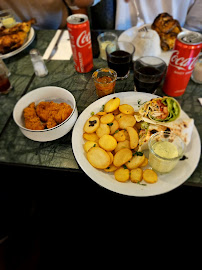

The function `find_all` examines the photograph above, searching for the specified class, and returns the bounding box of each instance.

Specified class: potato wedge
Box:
[130,168,143,183]
[83,132,99,142]
[119,104,134,115]
[113,148,132,167]
[96,123,110,138]
[87,147,111,169]
[100,113,114,124]
[118,115,136,129]
[83,141,98,152]
[126,126,139,149]
[99,134,117,151]
[125,154,145,169]
[84,116,100,133]
[104,97,120,113]
[143,169,158,184]
[114,167,130,182]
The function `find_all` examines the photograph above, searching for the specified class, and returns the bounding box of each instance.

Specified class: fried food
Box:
[83,97,159,184]
[23,101,73,130]
[23,102,45,130]
[151,13,182,51]
[0,19,36,54]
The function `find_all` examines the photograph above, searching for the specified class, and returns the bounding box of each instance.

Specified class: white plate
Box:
[0,27,35,59]
[72,92,201,197]
[118,24,189,65]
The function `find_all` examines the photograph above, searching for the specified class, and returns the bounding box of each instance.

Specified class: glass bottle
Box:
[30,49,48,77]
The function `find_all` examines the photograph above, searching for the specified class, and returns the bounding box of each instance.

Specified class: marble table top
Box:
[0,30,201,186]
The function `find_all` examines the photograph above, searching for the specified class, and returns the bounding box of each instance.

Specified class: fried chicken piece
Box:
[53,103,73,124]
[0,31,27,53]
[151,12,182,51]
[35,101,73,129]
[23,102,45,130]
[0,19,36,37]
[0,19,36,54]
[46,118,57,129]
[36,101,52,122]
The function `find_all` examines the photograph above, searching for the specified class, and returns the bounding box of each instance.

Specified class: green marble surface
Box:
[0,30,201,186]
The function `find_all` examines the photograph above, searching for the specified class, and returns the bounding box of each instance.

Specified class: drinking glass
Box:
[92,68,117,98]
[0,9,16,28]
[0,62,12,94]
[97,32,118,60]
[133,56,167,93]
[106,41,135,80]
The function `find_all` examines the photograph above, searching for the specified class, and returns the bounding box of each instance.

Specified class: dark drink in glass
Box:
[106,41,135,80]
[0,75,11,94]
[0,62,12,94]
[133,56,167,93]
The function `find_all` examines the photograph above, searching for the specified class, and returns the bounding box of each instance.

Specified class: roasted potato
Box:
[96,123,110,138]
[126,126,139,149]
[99,134,117,151]
[143,169,158,183]
[83,132,99,142]
[87,147,111,169]
[130,168,143,183]
[119,104,134,115]
[125,154,145,170]
[83,141,98,152]
[113,148,132,167]
[84,115,100,133]
[104,97,120,113]
[100,113,114,124]
[114,167,130,182]
[118,115,136,129]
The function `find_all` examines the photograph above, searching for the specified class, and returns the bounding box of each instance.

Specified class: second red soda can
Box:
[163,31,202,97]
[67,14,93,73]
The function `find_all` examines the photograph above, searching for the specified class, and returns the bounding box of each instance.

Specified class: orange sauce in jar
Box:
[95,76,116,97]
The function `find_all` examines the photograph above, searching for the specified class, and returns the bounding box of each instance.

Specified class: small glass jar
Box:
[148,131,185,174]
[92,68,117,98]
[0,9,16,28]
[30,49,48,77]
[97,32,118,60]
[191,53,202,84]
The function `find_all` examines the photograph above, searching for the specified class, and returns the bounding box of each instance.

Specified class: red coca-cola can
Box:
[163,31,202,97]
[67,14,93,73]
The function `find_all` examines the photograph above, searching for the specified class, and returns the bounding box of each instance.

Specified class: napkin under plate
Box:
[43,30,72,60]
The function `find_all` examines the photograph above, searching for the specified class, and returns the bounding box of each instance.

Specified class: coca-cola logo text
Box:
[170,50,200,71]
[76,30,91,48]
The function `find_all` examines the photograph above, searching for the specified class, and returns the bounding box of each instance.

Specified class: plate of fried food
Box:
[118,13,189,65]
[13,86,78,141]
[0,19,35,59]
[72,92,201,197]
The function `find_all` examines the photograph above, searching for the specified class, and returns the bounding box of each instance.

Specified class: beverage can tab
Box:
[178,32,202,45]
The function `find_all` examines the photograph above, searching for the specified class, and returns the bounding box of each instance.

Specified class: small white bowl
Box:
[13,86,78,142]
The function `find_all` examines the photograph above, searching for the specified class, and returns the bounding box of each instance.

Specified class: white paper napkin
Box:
[198,98,202,106]
[43,30,72,60]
